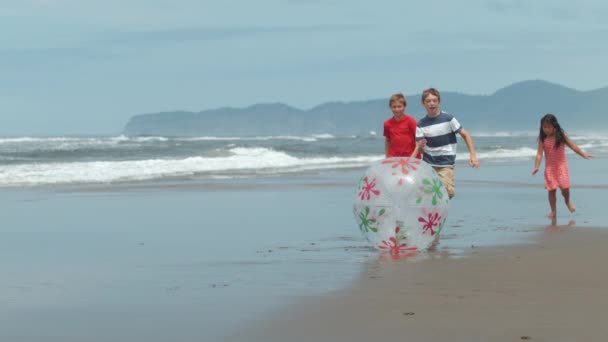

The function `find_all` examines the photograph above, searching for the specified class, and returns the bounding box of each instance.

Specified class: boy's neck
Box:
[393,113,405,120]
[426,109,441,118]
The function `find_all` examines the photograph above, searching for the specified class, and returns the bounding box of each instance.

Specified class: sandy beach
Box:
[229,226,608,342]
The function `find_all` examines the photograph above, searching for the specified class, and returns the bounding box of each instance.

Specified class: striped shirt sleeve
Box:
[450,117,462,133]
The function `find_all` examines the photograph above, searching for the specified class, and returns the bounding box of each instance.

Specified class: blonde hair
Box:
[389,93,407,107]
[421,88,441,102]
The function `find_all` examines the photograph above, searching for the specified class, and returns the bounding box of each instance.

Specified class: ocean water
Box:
[1,131,607,187]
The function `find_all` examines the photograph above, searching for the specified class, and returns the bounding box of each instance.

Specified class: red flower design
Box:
[418,212,442,235]
[382,158,421,176]
[378,226,418,254]
[358,176,380,200]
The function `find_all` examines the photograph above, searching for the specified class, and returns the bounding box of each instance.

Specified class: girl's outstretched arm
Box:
[565,134,592,159]
[532,140,543,175]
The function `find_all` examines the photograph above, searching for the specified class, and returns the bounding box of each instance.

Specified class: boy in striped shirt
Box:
[412,88,479,199]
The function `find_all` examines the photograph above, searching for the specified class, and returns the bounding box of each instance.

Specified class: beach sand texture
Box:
[229,227,608,342]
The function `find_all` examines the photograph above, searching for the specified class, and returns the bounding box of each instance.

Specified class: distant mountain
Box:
[123,80,608,136]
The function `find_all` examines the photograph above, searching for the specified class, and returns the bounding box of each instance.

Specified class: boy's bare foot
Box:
[547,211,556,218]
[567,202,576,213]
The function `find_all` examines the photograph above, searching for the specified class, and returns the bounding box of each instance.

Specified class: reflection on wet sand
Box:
[546,217,576,232]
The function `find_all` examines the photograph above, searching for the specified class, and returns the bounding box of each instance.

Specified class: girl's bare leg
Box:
[561,188,576,213]
[547,190,557,218]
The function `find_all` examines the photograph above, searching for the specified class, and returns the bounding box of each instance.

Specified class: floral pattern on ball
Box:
[353,157,450,252]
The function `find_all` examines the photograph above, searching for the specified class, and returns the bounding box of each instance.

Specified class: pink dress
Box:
[543,137,570,190]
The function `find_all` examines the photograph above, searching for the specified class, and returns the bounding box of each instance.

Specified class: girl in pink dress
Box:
[532,114,592,218]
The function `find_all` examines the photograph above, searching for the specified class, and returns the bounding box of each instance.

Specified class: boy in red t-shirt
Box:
[383,93,420,158]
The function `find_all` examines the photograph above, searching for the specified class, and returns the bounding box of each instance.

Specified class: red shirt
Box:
[383,115,418,158]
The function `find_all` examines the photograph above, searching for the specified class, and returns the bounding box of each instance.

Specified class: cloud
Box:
[406,28,608,50]
[100,24,367,45]
[483,1,604,22]
[545,7,576,21]
[484,0,531,13]
[284,0,345,4]
[0,46,114,69]
[0,23,367,68]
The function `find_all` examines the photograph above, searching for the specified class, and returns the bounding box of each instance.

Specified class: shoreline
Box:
[228,227,608,342]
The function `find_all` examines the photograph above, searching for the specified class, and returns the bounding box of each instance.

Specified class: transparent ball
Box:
[353,157,450,253]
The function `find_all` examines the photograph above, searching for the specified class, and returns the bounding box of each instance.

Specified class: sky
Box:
[1,0,607,135]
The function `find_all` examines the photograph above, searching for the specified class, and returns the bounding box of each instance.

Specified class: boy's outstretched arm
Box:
[532,140,543,175]
[412,126,426,158]
[565,134,592,159]
[410,139,427,158]
[458,129,479,168]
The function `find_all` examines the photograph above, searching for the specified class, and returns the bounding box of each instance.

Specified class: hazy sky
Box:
[2,0,607,135]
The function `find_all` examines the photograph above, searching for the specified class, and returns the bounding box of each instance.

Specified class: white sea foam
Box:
[466,147,538,161]
[0,147,382,186]
[112,135,169,142]
[0,135,169,148]
[473,131,537,137]
[568,134,608,141]
[181,134,336,142]
[0,134,340,145]
[0,137,84,143]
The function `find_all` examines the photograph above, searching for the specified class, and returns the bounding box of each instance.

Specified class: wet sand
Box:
[229,226,608,342]
[2,158,606,341]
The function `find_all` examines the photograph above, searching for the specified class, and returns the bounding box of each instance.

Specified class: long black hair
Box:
[538,113,565,149]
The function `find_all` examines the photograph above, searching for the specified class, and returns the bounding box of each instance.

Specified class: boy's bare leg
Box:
[547,190,557,218]
[428,236,440,251]
[561,188,576,213]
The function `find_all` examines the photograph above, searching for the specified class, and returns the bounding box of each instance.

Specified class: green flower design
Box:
[436,217,448,236]
[416,178,444,205]
[358,207,386,233]
[355,175,365,194]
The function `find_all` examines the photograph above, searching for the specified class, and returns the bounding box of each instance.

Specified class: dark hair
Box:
[538,113,565,149]
[421,88,441,102]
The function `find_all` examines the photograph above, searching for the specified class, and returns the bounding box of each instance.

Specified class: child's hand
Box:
[417,139,427,148]
[582,153,592,160]
[469,156,480,168]
[532,167,539,175]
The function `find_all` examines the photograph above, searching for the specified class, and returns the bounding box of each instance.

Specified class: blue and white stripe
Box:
[416,111,462,166]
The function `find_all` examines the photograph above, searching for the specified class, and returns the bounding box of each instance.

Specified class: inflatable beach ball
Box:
[353,157,450,253]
